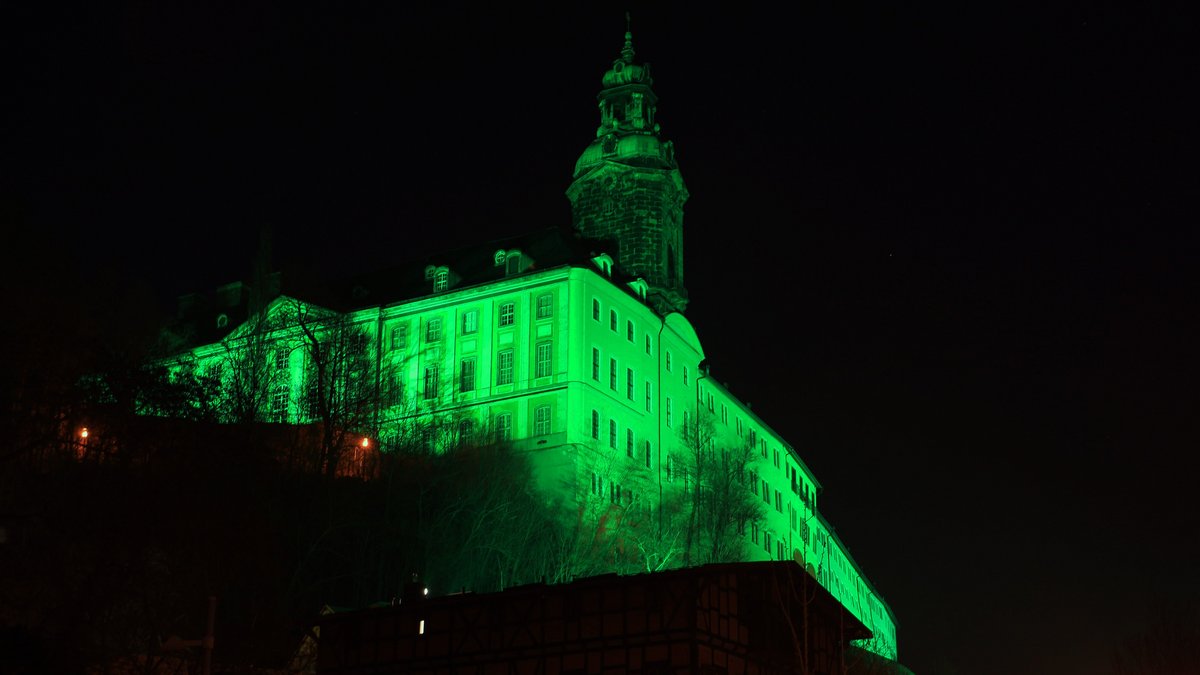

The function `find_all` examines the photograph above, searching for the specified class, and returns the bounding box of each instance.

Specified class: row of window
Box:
[592,298,652,355]
[419,343,555,399]
[388,296,556,351]
[589,409,652,468]
[591,348,653,411]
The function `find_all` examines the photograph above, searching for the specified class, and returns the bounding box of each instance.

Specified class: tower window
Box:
[460,359,476,393]
[536,293,553,319]
[495,413,512,441]
[423,366,439,400]
[535,405,552,436]
[498,302,515,327]
[536,341,552,378]
[497,349,514,385]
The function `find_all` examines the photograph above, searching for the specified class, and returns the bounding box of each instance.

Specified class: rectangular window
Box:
[626,320,634,342]
[708,393,714,412]
[536,293,553,319]
[645,382,652,412]
[762,479,771,504]
[609,358,617,390]
[609,309,617,332]
[592,298,600,321]
[775,490,783,513]
[423,366,439,399]
[645,335,651,355]
[666,350,672,372]
[666,397,673,428]
[498,302,515,327]
[684,366,688,386]
[274,349,288,371]
[426,318,442,342]
[774,448,781,468]
[495,413,512,441]
[626,429,634,458]
[644,440,652,468]
[391,324,407,350]
[535,405,552,436]
[460,358,476,393]
[721,404,728,424]
[462,309,478,334]
[591,410,600,440]
[626,368,634,400]
[592,348,600,381]
[536,341,552,378]
[271,384,288,423]
[497,349,514,385]
[609,420,617,449]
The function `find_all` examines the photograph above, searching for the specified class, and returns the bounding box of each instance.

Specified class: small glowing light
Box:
[361,437,370,448]
[423,587,429,596]
[80,428,89,439]
[418,619,425,635]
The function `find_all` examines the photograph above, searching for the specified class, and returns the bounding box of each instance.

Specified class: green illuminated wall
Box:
[169,26,899,661]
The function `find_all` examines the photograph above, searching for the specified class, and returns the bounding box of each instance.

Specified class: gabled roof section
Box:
[330,226,629,311]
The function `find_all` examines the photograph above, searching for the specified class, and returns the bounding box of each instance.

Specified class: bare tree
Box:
[676,412,766,566]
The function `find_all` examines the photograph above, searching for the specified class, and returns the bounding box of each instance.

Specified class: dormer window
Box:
[434,269,449,292]
[591,253,613,277]
[503,249,531,276]
[627,278,648,300]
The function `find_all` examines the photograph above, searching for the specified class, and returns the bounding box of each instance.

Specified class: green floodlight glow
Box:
[150,23,899,662]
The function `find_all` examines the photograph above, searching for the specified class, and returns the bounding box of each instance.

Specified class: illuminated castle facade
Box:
[172,30,898,659]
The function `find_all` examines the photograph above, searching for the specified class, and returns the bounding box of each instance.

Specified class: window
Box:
[645,335,651,355]
[666,351,672,372]
[592,298,600,321]
[761,439,768,459]
[506,254,521,275]
[497,349,514,385]
[592,348,600,381]
[609,358,617,390]
[750,429,758,447]
[274,349,289,371]
[762,479,771,504]
[609,420,618,449]
[535,341,552,378]
[609,309,617,332]
[764,531,772,554]
[666,397,672,427]
[644,440,652,468]
[536,293,553,319]
[626,429,634,458]
[426,318,442,342]
[708,393,714,412]
[460,358,476,393]
[434,268,449,292]
[645,382,652,412]
[683,366,688,386]
[423,366,439,399]
[626,368,634,400]
[271,383,288,422]
[498,302,515,327]
[591,410,600,440]
[462,309,478,334]
[774,448,781,469]
[391,324,407,350]
[459,419,475,443]
[626,320,634,342]
[775,490,783,513]
[495,413,512,441]
[721,404,728,424]
[535,405,552,435]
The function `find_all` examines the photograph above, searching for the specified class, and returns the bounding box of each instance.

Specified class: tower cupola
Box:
[567,19,689,314]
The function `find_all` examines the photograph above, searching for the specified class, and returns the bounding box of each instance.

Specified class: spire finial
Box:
[621,12,635,64]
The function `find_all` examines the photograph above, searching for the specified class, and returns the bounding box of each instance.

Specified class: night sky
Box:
[8,3,1197,674]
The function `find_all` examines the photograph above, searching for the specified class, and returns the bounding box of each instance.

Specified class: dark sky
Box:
[9,3,1198,674]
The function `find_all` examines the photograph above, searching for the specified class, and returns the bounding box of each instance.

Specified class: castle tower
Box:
[566,24,689,314]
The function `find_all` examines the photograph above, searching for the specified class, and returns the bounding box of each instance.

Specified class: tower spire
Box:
[621,12,635,64]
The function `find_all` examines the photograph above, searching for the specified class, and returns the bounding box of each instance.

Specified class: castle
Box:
[166,27,898,660]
